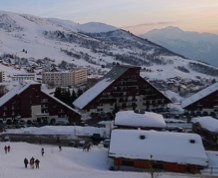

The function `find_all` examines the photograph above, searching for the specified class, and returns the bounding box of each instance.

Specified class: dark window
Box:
[122,160,134,166]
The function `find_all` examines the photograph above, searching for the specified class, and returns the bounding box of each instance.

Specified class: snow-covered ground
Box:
[0,126,218,178]
[0,141,216,178]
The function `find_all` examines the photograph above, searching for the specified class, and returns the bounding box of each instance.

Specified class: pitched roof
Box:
[41,90,80,115]
[73,65,139,109]
[0,81,80,115]
[114,110,166,128]
[0,81,38,107]
[109,129,208,166]
[182,82,218,108]
[191,116,218,133]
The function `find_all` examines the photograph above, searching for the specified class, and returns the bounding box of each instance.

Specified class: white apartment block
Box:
[11,73,35,82]
[73,69,88,85]
[42,68,87,87]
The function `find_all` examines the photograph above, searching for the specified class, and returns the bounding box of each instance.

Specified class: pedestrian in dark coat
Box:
[59,145,62,152]
[7,145,10,152]
[24,158,28,168]
[35,159,40,169]
[4,145,7,154]
[41,147,44,156]
[30,157,35,169]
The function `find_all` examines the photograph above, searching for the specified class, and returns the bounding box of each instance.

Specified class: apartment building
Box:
[42,68,87,87]
[11,73,35,82]
[0,71,5,82]
[73,65,171,115]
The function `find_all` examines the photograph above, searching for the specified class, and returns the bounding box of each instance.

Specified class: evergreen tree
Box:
[77,88,83,97]
[54,87,62,99]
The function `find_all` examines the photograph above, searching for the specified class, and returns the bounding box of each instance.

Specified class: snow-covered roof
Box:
[73,65,138,109]
[41,90,80,115]
[109,129,208,166]
[191,116,218,133]
[0,81,38,107]
[0,81,80,115]
[114,110,166,128]
[182,82,218,108]
[73,78,114,109]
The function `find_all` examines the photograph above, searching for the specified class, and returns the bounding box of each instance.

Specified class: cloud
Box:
[122,21,175,29]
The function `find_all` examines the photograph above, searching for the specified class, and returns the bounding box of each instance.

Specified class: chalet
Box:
[192,116,218,150]
[109,129,208,173]
[114,110,166,130]
[73,65,171,118]
[182,82,218,118]
[0,82,81,125]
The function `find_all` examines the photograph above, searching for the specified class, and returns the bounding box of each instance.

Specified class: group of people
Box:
[4,145,10,154]
[24,157,40,169]
[23,147,44,169]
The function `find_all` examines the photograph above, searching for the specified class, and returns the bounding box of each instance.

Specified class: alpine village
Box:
[0,10,218,177]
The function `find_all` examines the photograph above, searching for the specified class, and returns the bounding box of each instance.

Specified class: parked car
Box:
[103,139,110,148]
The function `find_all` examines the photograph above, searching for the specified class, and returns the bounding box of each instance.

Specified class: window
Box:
[189,139,196,144]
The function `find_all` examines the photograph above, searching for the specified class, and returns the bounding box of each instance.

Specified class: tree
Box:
[54,87,61,99]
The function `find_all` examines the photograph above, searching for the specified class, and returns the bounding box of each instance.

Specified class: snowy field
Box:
[0,141,216,178]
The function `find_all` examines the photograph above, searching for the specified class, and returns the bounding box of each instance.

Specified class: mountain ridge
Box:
[0,11,217,84]
[140,26,218,67]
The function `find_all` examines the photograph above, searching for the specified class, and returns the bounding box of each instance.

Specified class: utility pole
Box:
[150,155,154,178]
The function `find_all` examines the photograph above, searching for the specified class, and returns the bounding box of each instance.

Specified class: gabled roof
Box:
[41,90,80,115]
[182,82,218,108]
[73,65,140,109]
[191,116,218,133]
[0,81,80,115]
[114,110,166,128]
[0,81,38,107]
[109,129,208,166]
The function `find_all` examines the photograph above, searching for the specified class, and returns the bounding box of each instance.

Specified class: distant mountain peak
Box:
[141,26,218,67]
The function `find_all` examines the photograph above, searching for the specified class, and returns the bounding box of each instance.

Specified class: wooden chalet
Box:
[0,82,81,124]
[182,82,218,118]
[73,65,171,119]
[109,129,208,173]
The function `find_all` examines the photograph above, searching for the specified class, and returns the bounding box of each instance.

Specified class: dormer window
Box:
[189,139,196,144]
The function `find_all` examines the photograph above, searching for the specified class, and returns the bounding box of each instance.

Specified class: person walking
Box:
[7,145,10,152]
[24,158,28,168]
[4,145,8,154]
[58,145,62,152]
[35,159,40,169]
[30,157,35,169]
[41,147,44,156]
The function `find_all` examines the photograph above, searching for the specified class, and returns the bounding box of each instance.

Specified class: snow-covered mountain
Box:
[140,26,218,67]
[0,10,218,83]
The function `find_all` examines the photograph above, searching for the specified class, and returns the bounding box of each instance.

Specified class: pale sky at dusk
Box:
[0,0,218,34]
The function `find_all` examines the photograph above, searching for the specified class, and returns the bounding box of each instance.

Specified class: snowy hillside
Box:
[141,26,218,67]
[0,10,218,82]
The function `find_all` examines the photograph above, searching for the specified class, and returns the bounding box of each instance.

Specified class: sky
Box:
[0,0,218,35]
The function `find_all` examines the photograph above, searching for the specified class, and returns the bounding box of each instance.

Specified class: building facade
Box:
[0,82,81,124]
[42,68,87,87]
[0,71,5,82]
[73,65,171,117]
[182,82,218,118]
[11,73,35,82]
